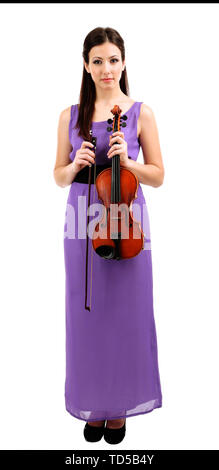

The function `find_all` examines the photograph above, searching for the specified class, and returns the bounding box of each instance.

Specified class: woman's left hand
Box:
[107,131,129,167]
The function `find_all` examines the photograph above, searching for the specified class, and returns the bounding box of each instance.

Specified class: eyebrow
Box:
[92,55,119,59]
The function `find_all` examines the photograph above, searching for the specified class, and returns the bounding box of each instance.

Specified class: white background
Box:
[0,3,219,451]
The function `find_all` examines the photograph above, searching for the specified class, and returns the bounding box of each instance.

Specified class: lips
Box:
[102,78,113,81]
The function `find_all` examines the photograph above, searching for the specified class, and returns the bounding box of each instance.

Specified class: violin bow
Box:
[85,130,97,311]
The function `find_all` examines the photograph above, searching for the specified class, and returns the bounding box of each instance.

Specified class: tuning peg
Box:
[120,114,128,120]
[120,122,127,127]
[107,118,113,124]
[106,126,113,132]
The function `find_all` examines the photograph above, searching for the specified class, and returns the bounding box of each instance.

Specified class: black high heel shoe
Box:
[104,420,126,444]
[83,420,106,442]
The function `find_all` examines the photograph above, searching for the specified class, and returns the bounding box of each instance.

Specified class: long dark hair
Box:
[74,27,130,141]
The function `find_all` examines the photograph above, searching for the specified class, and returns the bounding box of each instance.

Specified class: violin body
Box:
[92,166,144,260]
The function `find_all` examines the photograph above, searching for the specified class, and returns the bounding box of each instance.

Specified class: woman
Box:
[53,27,164,445]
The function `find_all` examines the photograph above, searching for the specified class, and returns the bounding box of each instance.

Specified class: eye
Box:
[93,59,119,64]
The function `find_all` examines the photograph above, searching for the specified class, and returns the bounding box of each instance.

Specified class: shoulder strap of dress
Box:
[135,101,143,118]
[132,102,143,132]
[71,104,79,121]
[69,104,78,141]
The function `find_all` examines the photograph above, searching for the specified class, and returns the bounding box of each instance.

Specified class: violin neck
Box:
[111,154,121,203]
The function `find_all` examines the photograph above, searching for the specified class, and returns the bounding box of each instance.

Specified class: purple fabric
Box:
[64,102,162,421]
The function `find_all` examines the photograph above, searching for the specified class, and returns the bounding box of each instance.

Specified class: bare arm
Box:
[53,107,78,188]
[125,104,165,187]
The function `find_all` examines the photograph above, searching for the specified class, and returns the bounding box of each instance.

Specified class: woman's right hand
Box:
[72,141,95,174]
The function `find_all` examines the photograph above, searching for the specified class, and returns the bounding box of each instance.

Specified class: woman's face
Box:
[84,42,125,89]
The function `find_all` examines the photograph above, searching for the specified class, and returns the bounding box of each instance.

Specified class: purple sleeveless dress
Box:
[64,101,162,422]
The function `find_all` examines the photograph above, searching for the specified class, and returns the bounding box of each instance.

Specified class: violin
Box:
[85,105,144,311]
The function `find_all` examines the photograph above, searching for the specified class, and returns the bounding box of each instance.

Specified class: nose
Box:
[102,61,112,72]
